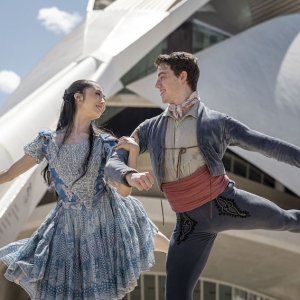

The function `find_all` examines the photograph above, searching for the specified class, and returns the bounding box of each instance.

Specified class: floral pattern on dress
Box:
[0,130,157,300]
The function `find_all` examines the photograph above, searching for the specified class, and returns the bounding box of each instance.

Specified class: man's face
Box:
[155,63,182,104]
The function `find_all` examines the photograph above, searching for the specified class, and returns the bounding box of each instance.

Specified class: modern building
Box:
[1,0,300,299]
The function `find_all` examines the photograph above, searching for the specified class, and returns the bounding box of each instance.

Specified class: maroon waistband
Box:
[161,165,229,213]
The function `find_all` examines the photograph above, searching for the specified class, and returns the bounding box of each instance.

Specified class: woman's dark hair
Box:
[155,52,200,91]
[43,79,104,186]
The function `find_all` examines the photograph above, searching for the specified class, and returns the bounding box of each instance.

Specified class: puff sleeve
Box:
[24,132,48,163]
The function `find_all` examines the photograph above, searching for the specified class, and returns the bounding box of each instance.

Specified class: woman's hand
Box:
[115,136,140,154]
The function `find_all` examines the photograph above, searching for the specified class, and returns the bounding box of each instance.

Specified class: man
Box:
[105,52,300,300]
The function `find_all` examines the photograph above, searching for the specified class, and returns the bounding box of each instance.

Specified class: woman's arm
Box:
[104,120,150,186]
[0,154,38,184]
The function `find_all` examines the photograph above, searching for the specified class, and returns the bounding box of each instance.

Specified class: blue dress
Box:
[0,130,157,299]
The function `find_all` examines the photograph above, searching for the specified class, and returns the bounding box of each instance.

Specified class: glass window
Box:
[284,187,297,197]
[130,278,141,300]
[125,274,277,300]
[121,20,229,87]
[263,174,275,188]
[158,275,166,300]
[192,22,228,53]
[224,150,288,194]
[248,294,263,300]
[144,275,156,300]
[223,154,232,172]
[249,165,262,183]
[121,40,167,86]
[193,29,206,52]
[234,288,247,300]
[233,159,247,177]
[219,284,232,300]
[210,35,218,44]
[193,280,201,300]
[203,281,216,300]
[94,0,116,10]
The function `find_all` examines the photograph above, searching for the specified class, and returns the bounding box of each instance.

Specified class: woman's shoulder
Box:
[36,129,53,140]
[99,133,118,147]
[94,128,117,143]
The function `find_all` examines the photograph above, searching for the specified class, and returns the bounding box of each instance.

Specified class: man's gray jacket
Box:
[105,102,300,188]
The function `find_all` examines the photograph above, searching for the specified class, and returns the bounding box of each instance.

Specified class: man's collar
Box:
[162,92,200,119]
[162,108,170,117]
[186,100,199,118]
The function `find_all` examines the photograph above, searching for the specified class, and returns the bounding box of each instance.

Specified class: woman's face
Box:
[76,85,106,120]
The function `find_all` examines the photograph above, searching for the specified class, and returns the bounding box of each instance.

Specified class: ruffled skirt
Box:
[0,187,157,299]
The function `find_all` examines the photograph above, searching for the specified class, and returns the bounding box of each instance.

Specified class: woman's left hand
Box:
[115,136,140,153]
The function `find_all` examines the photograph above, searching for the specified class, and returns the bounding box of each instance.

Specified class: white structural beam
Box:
[0,23,86,116]
[86,0,210,94]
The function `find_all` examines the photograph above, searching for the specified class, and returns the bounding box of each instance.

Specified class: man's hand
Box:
[126,172,154,191]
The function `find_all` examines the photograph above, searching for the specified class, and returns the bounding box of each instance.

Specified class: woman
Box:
[0,80,169,300]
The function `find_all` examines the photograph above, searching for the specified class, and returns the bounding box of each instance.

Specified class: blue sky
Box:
[0,0,88,105]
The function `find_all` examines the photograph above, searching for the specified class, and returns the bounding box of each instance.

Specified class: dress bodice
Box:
[24,130,117,203]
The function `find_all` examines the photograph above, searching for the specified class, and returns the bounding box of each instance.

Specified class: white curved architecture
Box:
[1,0,300,299]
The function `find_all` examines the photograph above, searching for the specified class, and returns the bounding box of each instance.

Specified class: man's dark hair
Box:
[155,52,200,91]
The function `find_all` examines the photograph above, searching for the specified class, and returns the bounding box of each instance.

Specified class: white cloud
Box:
[0,70,21,94]
[37,7,82,34]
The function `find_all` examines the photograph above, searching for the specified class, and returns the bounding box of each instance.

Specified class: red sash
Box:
[161,165,229,213]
